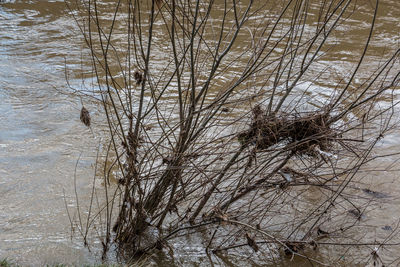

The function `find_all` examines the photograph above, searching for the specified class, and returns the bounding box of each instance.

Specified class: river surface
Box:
[0,0,399,266]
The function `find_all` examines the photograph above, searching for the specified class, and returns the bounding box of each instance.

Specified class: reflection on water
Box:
[0,0,399,266]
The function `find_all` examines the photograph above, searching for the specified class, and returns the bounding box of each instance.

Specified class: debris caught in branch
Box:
[238,106,336,156]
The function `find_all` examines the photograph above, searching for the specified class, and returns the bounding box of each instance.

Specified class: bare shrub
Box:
[66,0,400,265]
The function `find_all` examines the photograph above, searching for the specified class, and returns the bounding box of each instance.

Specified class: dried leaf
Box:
[134,71,143,85]
[80,106,91,127]
[317,227,330,236]
[246,233,259,252]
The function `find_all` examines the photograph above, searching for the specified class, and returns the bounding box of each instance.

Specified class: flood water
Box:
[0,0,399,266]
[0,0,100,265]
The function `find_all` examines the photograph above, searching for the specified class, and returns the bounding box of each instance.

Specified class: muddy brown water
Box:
[0,0,399,266]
